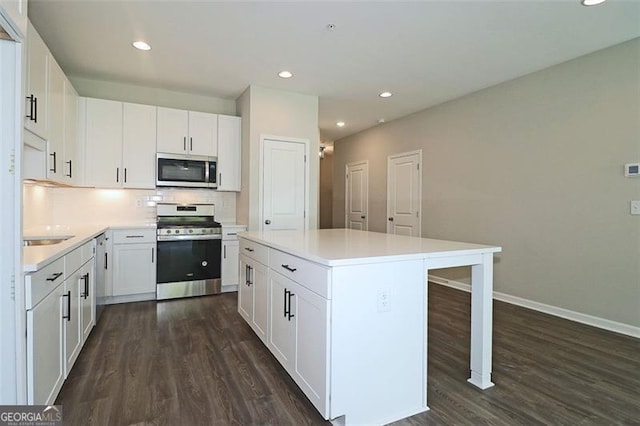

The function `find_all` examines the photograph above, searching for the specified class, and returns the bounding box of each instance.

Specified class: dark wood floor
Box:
[56,284,640,425]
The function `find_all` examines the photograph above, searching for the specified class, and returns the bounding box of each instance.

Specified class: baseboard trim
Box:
[428,275,640,339]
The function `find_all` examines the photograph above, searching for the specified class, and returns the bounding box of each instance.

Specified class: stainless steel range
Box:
[156,203,222,300]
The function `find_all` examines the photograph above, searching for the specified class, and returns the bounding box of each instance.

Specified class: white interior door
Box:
[387,151,422,237]
[345,161,368,231]
[262,138,307,231]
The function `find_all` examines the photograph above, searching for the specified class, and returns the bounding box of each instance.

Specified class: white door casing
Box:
[345,160,368,231]
[387,150,422,237]
[261,136,309,231]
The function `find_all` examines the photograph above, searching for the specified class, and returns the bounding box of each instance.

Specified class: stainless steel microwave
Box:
[156,153,217,188]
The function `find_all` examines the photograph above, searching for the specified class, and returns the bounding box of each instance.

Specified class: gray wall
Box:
[70,76,237,115]
[319,147,334,229]
[333,39,640,327]
[236,85,320,230]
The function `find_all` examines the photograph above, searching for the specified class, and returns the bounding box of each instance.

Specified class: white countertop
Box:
[23,223,156,273]
[239,229,502,267]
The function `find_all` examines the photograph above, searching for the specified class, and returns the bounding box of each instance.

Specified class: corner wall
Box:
[333,39,640,328]
[237,85,320,230]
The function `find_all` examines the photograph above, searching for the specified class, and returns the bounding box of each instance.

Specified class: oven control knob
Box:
[202,261,208,267]
[189,229,193,234]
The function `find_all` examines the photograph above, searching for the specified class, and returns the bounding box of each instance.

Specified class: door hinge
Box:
[417,163,420,170]
[9,151,15,175]
[304,210,306,218]
[304,155,307,163]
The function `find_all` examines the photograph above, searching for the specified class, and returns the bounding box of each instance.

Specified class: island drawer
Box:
[112,229,156,244]
[65,240,95,275]
[25,257,65,310]
[240,238,269,265]
[269,249,330,299]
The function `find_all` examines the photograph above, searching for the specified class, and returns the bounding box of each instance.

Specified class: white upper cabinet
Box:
[85,98,156,189]
[47,59,65,182]
[122,103,157,188]
[217,115,241,191]
[85,98,123,188]
[25,21,49,140]
[62,78,79,185]
[0,0,28,40]
[157,107,217,157]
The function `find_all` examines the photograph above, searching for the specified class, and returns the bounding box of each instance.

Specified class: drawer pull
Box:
[46,272,64,282]
[227,232,237,236]
[281,264,297,273]
[244,247,254,252]
[125,235,144,238]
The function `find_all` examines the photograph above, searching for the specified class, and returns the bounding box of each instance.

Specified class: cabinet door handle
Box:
[245,264,251,286]
[223,245,226,259]
[116,167,119,183]
[281,264,297,273]
[219,173,222,186]
[287,291,295,321]
[190,137,193,151]
[124,168,127,183]
[283,289,289,318]
[34,96,38,123]
[244,247,254,253]
[85,272,90,299]
[49,152,57,173]
[183,136,186,151]
[125,235,144,238]
[25,95,35,121]
[227,232,237,236]
[63,290,71,322]
[151,247,155,263]
[66,160,72,178]
[46,272,63,282]
[105,252,108,270]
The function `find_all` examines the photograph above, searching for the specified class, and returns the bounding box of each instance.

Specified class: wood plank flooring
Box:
[56,284,640,425]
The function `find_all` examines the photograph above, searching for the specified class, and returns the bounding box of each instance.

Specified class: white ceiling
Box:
[28,1,640,142]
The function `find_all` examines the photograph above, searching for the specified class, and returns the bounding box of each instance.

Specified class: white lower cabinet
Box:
[267,269,329,416]
[26,239,96,405]
[26,282,64,405]
[62,274,81,376]
[239,254,268,343]
[110,228,156,300]
[238,240,330,418]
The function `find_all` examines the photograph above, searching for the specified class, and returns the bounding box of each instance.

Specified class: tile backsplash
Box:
[23,183,237,229]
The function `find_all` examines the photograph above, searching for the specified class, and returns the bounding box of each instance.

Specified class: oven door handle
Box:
[157,234,222,241]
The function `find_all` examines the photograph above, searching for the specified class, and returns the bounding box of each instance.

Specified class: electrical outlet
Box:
[631,200,640,215]
[377,288,390,312]
[136,199,143,208]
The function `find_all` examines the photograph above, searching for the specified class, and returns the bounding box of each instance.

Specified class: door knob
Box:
[361,216,366,219]
[265,219,271,225]
[388,217,394,222]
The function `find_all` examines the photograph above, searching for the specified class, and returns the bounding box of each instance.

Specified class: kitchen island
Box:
[238,229,501,425]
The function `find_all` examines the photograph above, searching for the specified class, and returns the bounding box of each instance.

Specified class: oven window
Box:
[158,158,207,183]
[156,239,221,284]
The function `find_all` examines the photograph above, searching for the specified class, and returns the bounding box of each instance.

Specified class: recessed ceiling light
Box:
[379,91,392,98]
[581,0,606,5]
[132,41,151,51]
[278,70,293,79]
[336,121,345,127]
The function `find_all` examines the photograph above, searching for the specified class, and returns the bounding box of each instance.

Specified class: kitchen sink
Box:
[23,236,74,247]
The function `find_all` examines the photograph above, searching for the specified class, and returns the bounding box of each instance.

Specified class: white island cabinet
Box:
[238,229,501,425]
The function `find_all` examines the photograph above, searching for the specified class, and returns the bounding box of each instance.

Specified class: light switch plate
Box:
[631,201,640,215]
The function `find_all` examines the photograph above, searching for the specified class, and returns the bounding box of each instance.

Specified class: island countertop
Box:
[239,228,501,267]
